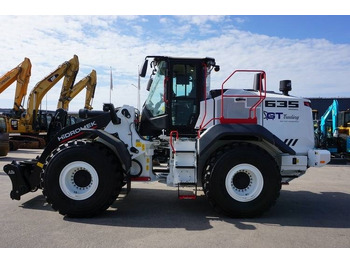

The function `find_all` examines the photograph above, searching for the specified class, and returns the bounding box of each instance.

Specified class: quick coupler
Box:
[3,161,38,200]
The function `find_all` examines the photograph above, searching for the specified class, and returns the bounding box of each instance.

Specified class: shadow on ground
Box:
[19,186,350,231]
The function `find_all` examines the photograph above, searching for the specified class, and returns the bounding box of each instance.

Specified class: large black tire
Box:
[42,141,124,218]
[203,143,281,218]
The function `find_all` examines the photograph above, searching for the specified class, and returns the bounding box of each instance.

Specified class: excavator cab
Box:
[138,56,218,137]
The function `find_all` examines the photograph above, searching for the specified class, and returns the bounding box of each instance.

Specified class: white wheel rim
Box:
[225,163,264,202]
[59,161,99,200]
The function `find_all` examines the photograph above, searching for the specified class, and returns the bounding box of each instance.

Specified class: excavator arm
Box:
[320,99,339,137]
[84,69,97,110]
[0,58,32,115]
[56,55,79,109]
[24,55,79,131]
[60,69,96,110]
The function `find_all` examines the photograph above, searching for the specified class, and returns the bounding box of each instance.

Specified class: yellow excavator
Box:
[0,57,32,151]
[58,69,96,111]
[46,70,97,141]
[6,55,79,148]
[0,57,32,117]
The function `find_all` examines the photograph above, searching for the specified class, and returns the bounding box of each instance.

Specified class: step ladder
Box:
[169,133,198,199]
[174,149,197,200]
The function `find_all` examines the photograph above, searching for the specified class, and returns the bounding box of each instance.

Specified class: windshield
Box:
[144,61,167,117]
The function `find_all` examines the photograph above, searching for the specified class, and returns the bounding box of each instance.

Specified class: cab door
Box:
[168,61,204,136]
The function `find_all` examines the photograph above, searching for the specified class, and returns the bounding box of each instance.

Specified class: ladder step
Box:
[178,183,197,200]
[178,195,197,200]
[175,165,196,169]
[175,151,196,153]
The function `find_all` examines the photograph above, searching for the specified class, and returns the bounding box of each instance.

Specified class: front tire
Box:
[42,141,124,217]
[203,144,281,218]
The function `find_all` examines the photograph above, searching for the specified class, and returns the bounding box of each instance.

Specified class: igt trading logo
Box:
[264,111,283,120]
[264,111,300,121]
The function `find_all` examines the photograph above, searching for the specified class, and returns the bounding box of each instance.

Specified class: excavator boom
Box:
[60,69,96,110]
[85,69,97,110]
[0,58,32,114]
[57,55,79,109]
[24,55,79,130]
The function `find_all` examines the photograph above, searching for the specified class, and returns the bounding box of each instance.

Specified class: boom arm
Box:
[56,55,79,109]
[320,99,339,137]
[84,70,97,110]
[60,69,96,110]
[0,58,32,114]
[24,55,79,128]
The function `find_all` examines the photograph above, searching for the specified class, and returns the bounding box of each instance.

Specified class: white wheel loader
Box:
[4,56,330,218]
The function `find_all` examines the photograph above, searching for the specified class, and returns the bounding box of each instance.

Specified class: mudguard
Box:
[76,128,131,172]
[199,124,296,156]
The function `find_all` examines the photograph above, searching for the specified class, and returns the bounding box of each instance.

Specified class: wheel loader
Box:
[4,56,330,218]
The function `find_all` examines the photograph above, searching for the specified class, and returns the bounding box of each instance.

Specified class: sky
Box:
[0,1,349,112]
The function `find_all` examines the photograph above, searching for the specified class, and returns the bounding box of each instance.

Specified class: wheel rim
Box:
[59,161,99,200]
[225,163,264,202]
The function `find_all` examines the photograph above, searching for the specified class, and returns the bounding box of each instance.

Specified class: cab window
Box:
[144,61,167,117]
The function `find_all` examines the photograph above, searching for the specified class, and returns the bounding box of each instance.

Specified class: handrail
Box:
[197,69,267,138]
[169,130,179,153]
[220,70,266,124]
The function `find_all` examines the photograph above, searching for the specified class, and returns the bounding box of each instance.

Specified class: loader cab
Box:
[139,56,218,137]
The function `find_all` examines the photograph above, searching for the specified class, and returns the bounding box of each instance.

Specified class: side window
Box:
[172,64,196,97]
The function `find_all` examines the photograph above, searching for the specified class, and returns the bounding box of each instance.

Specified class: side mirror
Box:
[139,60,148,77]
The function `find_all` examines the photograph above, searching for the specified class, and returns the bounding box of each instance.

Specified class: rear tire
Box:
[203,143,281,218]
[42,141,124,217]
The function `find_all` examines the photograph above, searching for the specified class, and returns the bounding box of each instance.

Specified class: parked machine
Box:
[0,57,32,117]
[4,55,79,148]
[315,99,349,160]
[47,70,97,141]
[4,56,330,218]
[0,115,9,156]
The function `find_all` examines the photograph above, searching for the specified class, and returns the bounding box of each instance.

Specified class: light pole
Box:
[131,65,140,111]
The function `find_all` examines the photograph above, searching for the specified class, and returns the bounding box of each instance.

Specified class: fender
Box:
[37,112,111,166]
[199,124,296,156]
[78,128,131,173]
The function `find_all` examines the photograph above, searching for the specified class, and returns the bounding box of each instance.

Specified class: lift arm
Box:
[0,58,32,114]
[60,69,96,110]
[23,55,79,131]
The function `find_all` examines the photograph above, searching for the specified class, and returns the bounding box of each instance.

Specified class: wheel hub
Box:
[73,170,92,188]
[232,171,251,190]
